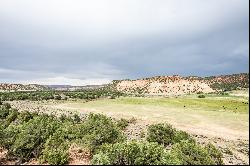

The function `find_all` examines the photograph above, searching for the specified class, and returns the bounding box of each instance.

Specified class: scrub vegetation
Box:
[0,103,224,165]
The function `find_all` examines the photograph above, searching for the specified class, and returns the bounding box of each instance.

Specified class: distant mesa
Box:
[0,83,107,92]
[46,84,107,91]
[0,83,48,92]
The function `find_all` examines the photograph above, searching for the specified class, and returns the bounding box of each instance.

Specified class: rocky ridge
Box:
[0,83,48,92]
[112,73,249,95]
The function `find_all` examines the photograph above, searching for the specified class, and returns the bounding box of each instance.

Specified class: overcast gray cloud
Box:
[0,0,249,85]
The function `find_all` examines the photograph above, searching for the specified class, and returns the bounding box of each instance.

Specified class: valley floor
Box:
[6,92,249,165]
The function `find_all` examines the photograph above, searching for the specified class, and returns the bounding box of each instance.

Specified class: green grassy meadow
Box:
[53,93,249,140]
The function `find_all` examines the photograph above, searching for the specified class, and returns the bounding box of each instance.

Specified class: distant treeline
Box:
[0,88,125,101]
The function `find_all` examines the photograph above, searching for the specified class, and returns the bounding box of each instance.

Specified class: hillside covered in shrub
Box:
[0,102,224,165]
[0,84,48,91]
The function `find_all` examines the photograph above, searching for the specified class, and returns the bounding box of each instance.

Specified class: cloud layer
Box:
[0,0,249,85]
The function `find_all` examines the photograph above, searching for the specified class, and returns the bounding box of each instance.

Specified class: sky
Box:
[0,0,249,86]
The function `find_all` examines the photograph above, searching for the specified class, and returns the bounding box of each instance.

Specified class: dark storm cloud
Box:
[0,0,249,85]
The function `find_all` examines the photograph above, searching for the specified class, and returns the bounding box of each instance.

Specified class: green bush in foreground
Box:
[146,123,223,165]
[0,104,223,165]
[16,111,34,123]
[116,118,129,130]
[171,140,223,165]
[3,109,19,128]
[0,124,21,149]
[8,115,62,159]
[0,106,126,164]
[78,113,125,152]
[146,123,194,146]
[3,103,11,109]
[205,143,224,165]
[40,143,68,165]
[92,141,180,165]
[147,123,175,146]
[91,152,111,165]
[0,106,12,120]
[40,128,70,165]
[174,130,195,144]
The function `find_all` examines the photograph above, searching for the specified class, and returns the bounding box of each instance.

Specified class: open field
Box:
[9,92,249,140]
[45,94,248,140]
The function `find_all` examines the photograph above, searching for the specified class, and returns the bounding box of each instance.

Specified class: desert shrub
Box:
[171,140,222,165]
[0,111,36,150]
[223,147,233,155]
[0,105,11,119]
[54,95,62,100]
[16,111,34,123]
[91,152,111,165]
[160,151,182,165]
[0,109,126,164]
[147,123,194,146]
[92,141,175,165]
[3,109,19,128]
[128,117,137,124]
[198,95,206,98]
[146,123,176,146]
[40,141,68,165]
[0,125,3,144]
[205,143,224,165]
[40,127,70,165]
[3,103,11,109]
[219,92,229,96]
[0,124,22,149]
[59,113,68,122]
[1,105,223,165]
[140,130,146,138]
[78,113,125,152]
[116,118,129,130]
[8,115,62,160]
[72,113,81,123]
[0,100,2,105]
[173,130,195,144]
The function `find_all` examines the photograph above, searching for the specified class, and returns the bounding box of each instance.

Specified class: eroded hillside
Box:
[0,83,48,91]
[113,73,249,95]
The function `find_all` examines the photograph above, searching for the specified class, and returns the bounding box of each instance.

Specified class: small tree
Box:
[146,123,175,146]
[198,95,205,98]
